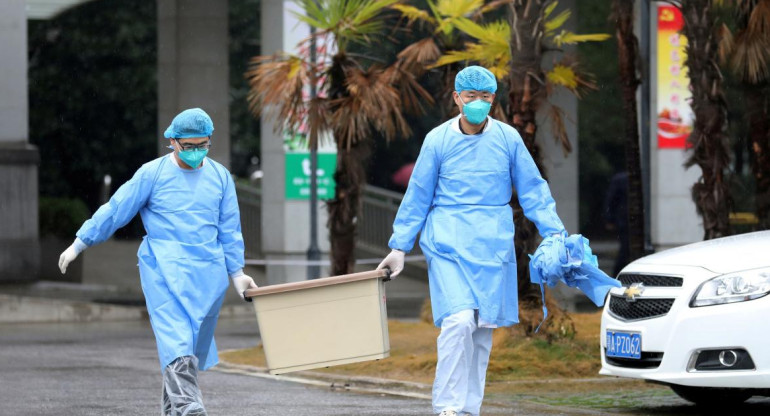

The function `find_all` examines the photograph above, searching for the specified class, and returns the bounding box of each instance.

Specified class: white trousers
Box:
[432,309,494,416]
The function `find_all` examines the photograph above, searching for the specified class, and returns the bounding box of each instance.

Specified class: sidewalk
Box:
[0,237,621,322]
[0,238,430,323]
[0,238,633,414]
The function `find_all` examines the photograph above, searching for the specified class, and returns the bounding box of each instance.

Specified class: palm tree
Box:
[246,0,432,275]
[398,0,609,334]
[506,1,601,326]
[678,0,733,239]
[612,0,645,262]
[719,0,770,229]
[392,0,491,118]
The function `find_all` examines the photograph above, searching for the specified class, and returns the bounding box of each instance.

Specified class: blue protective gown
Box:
[76,154,244,371]
[389,117,565,327]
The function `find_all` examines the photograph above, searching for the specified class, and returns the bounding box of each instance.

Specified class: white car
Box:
[600,231,770,405]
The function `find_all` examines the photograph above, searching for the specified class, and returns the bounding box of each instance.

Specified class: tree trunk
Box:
[679,0,732,239]
[507,0,569,335]
[325,53,367,276]
[747,87,770,229]
[613,0,645,262]
[327,140,371,276]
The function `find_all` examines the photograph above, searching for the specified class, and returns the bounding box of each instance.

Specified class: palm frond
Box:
[479,0,510,14]
[383,63,435,116]
[391,4,435,25]
[544,1,558,19]
[547,64,578,90]
[438,18,510,75]
[747,0,770,36]
[454,17,509,44]
[731,31,770,83]
[352,0,401,25]
[546,62,596,98]
[548,104,572,156]
[397,37,442,72]
[435,0,484,19]
[717,23,734,66]
[331,65,413,149]
[305,96,331,150]
[729,0,770,83]
[545,9,571,37]
[293,0,400,49]
[552,30,611,47]
[432,49,479,67]
[245,54,307,131]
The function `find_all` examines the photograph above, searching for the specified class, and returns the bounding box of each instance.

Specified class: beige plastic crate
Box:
[244,269,391,375]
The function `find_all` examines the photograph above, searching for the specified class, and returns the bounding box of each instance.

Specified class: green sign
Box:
[285,152,337,200]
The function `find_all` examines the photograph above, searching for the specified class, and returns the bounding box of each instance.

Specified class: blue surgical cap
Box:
[164,108,214,139]
[455,66,497,93]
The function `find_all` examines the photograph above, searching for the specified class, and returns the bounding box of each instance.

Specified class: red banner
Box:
[656,5,693,149]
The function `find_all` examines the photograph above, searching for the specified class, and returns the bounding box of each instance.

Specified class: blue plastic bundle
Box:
[529,233,622,331]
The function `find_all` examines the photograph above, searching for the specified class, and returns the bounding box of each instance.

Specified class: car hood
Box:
[634,231,770,274]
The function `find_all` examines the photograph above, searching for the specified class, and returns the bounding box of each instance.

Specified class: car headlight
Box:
[691,267,770,307]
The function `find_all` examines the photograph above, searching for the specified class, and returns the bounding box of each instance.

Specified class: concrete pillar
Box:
[157,0,230,167]
[539,88,579,235]
[260,0,330,284]
[0,0,40,282]
[538,0,581,310]
[648,3,701,250]
[539,0,578,235]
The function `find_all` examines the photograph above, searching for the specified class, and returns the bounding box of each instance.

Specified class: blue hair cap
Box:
[164,108,214,139]
[454,66,497,93]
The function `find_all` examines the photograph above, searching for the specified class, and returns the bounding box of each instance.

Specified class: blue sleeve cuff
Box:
[229,268,245,279]
[73,238,88,255]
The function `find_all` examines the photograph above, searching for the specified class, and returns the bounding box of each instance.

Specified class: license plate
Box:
[606,330,641,359]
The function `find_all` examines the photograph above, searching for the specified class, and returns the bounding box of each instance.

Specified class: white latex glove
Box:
[59,238,87,274]
[377,249,405,279]
[232,274,258,300]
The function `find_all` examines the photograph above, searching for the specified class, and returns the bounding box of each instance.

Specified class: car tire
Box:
[670,385,752,406]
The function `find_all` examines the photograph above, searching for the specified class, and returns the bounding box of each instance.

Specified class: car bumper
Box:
[600,264,770,388]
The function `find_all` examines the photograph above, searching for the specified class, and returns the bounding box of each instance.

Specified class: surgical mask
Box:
[458,94,492,125]
[178,148,208,168]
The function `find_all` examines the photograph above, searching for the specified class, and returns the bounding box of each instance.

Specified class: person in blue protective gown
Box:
[377,66,567,416]
[57,108,257,416]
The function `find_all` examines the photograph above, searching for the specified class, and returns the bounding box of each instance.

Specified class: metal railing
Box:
[236,182,424,271]
[236,182,262,259]
[358,186,426,273]
[357,185,404,255]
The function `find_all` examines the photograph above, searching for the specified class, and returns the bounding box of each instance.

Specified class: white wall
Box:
[648,3,703,250]
[0,0,28,143]
[260,0,331,284]
[157,0,230,167]
[0,0,39,283]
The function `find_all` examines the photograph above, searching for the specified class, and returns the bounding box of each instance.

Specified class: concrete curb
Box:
[0,294,148,323]
[0,293,256,324]
[213,360,611,415]
[214,359,432,399]
[214,361,433,400]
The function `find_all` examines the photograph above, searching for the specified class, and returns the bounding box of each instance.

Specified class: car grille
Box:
[618,273,683,287]
[609,296,675,321]
[605,350,664,369]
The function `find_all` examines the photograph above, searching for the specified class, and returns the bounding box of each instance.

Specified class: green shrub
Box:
[39,197,91,239]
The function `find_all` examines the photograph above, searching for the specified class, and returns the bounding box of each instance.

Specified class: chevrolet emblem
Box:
[623,282,645,302]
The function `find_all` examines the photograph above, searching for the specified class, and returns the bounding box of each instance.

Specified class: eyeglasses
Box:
[175,139,211,151]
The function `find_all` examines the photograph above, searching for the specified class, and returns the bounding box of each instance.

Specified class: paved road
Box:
[5,318,770,415]
[1,317,551,416]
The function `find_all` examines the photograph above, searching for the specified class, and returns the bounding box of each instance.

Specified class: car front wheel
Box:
[670,385,752,406]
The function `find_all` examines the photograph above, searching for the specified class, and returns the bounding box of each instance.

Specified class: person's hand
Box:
[377,249,405,279]
[58,244,81,274]
[232,274,258,300]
